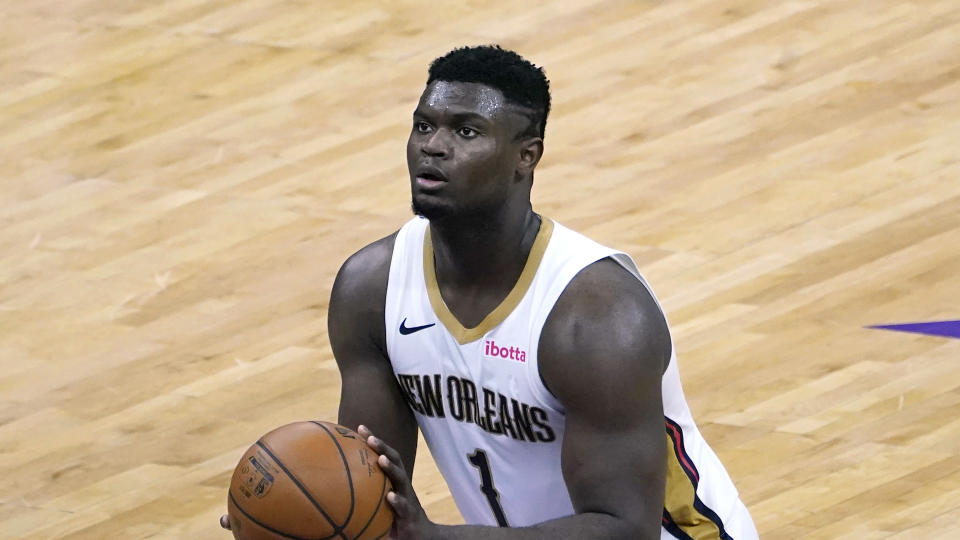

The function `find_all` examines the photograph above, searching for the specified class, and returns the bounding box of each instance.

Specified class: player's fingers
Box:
[386,491,410,519]
[378,454,412,491]
[362,433,405,471]
[378,439,404,467]
[358,425,393,458]
[219,514,231,530]
[359,428,380,453]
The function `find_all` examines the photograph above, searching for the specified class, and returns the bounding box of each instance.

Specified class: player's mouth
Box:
[415,167,448,191]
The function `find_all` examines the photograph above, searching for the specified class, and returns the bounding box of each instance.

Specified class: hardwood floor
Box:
[2,1,959,538]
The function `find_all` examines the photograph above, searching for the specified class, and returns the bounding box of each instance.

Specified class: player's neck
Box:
[429,205,540,293]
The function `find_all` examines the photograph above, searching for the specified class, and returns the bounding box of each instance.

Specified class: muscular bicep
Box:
[560,365,665,534]
[541,258,670,539]
[328,233,418,471]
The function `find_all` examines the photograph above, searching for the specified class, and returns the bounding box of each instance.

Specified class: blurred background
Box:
[2,1,959,538]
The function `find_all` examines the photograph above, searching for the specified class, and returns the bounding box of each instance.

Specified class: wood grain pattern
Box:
[2,1,959,538]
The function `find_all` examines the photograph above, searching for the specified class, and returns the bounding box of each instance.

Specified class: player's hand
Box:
[219,513,231,531]
[359,425,438,540]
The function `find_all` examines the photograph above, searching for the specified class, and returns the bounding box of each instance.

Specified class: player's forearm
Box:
[431,511,655,540]
[338,402,418,476]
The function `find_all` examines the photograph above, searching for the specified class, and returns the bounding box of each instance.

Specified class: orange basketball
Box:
[226,421,394,540]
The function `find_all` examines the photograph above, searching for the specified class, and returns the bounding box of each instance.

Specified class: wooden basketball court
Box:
[2,1,959,538]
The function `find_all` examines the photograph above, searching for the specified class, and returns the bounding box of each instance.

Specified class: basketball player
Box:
[222,46,758,539]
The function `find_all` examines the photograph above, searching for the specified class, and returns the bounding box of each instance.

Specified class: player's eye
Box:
[415,121,432,133]
[457,126,478,138]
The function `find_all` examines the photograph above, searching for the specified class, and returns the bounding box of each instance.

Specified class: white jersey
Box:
[384,216,758,539]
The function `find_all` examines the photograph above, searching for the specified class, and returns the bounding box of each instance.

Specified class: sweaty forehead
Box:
[418,81,509,119]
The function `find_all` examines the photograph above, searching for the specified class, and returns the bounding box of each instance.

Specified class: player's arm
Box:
[367,257,669,539]
[532,257,669,538]
[219,235,419,533]
[329,233,419,475]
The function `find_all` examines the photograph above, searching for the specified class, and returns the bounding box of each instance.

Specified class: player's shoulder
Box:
[331,231,398,310]
[540,256,671,380]
[550,257,665,333]
[339,231,398,277]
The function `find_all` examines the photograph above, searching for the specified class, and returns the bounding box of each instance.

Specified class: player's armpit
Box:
[538,257,671,540]
[329,232,419,474]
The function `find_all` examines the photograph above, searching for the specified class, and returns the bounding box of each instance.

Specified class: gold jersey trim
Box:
[663,422,729,539]
[423,218,555,345]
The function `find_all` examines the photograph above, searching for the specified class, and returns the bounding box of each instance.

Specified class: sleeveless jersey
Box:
[384,216,758,540]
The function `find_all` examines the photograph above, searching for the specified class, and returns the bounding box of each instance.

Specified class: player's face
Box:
[407,81,530,221]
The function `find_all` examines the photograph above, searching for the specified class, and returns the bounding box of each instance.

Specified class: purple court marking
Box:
[867,320,960,339]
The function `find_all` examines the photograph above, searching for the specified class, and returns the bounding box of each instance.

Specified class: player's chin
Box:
[411,194,455,221]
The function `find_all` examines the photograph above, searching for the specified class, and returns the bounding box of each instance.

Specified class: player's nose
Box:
[420,129,450,158]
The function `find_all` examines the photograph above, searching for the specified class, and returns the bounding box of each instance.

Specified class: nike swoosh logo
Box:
[399,318,436,335]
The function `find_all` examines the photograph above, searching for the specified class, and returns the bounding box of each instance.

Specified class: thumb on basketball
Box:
[219,514,231,530]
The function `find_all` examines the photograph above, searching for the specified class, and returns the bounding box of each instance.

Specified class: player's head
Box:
[427,45,551,139]
[408,45,551,222]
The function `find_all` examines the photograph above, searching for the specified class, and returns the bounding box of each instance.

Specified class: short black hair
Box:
[427,45,551,139]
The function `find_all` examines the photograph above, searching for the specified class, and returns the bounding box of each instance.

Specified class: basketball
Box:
[226,421,394,540]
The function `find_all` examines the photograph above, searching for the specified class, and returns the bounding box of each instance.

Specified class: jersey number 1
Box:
[467,449,509,527]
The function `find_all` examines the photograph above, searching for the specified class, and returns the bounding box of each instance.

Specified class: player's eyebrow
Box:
[413,108,493,125]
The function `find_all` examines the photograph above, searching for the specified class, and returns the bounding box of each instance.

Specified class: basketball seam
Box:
[229,489,338,540]
[255,440,345,539]
[353,467,389,539]
[310,421,357,534]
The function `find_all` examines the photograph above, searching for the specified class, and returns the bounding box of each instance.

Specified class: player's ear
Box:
[516,136,543,181]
